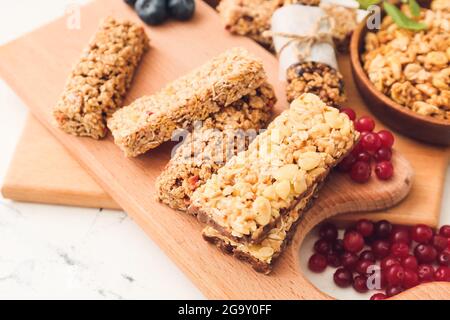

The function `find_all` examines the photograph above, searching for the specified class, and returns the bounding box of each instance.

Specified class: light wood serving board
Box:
[0,0,449,299]
[3,57,449,226]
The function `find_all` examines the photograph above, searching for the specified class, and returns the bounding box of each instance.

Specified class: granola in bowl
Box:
[361,1,450,121]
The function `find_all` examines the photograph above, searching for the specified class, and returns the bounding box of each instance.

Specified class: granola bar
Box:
[202,176,323,274]
[53,17,149,139]
[189,93,358,245]
[107,48,267,157]
[217,0,320,51]
[156,83,276,211]
[286,61,346,108]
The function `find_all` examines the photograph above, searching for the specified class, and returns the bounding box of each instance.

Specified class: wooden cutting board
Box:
[0,0,449,299]
[3,58,448,227]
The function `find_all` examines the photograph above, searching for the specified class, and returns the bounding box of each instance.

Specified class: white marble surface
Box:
[0,0,448,300]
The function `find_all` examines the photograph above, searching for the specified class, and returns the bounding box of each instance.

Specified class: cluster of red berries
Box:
[308,219,450,300]
[338,108,395,183]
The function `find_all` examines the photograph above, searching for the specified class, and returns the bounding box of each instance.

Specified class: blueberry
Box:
[168,0,195,21]
[135,0,168,25]
[124,0,137,6]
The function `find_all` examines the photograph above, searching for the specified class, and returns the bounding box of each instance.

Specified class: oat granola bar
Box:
[53,17,149,139]
[286,61,346,107]
[107,48,267,157]
[189,93,358,245]
[217,0,320,51]
[202,176,323,274]
[156,83,275,211]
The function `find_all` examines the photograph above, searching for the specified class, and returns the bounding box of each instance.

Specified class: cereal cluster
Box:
[362,1,450,121]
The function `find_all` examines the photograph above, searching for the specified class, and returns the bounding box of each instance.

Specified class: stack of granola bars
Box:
[189,93,358,273]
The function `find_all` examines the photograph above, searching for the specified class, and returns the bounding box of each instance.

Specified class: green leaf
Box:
[383,2,427,31]
[408,0,421,17]
[357,0,381,10]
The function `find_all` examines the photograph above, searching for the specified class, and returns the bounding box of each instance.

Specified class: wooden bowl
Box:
[349,18,450,146]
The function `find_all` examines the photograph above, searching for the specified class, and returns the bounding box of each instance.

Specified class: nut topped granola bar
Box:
[189,93,358,245]
[53,17,149,139]
[156,83,276,211]
[107,47,267,157]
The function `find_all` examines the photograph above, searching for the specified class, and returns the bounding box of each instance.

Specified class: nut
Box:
[297,152,322,171]
[324,110,344,129]
[254,196,272,226]
[425,51,448,66]
[258,246,275,258]
[274,164,299,181]
[293,170,307,194]
[275,180,291,200]
[413,101,440,116]
[262,185,277,200]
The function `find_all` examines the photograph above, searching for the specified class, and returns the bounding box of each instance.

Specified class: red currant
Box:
[343,231,365,253]
[375,161,394,180]
[390,226,411,245]
[381,256,400,270]
[432,235,448,252]
[401,255,418,271]
[333,268,353,288]
[372,240,391,259]
[351,141,365,156]
[377,130,395,149]
[319,222,338,241]
[374,147,392,162]
[439,225,450,238]
[337,154,356,172]
[370,293,387,300]
[434,266,450,281]
[355,259,374,275]
[355,151,371,163]
[417,264,435,282]
[356,219,374,238]
[332,239,345,255]
[308,253,327,273]
[353,275,369,293]
[360,250,376,262]
[390,242,410,259]
[355,116,375,133]
[403,269,419,289]
[414,244,437,263]
[314,239,331,255]
[437,250,450,267]
[327,252,342,268]
[340,252,359,271]
[411,224,433,244]
[350,161,371,183]
[361,132,382,154]
[385,264,405,286]
[374,220,392,239]
[340,107,356,121]
[386,285,404,297]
